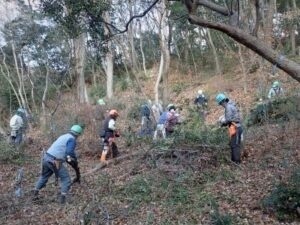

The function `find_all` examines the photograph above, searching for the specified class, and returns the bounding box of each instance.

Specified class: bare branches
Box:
[106,0,160,37]
[196,0,232,16]
[188,14,300,82]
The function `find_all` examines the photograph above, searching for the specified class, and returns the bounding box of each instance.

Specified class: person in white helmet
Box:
[194,89,208,120]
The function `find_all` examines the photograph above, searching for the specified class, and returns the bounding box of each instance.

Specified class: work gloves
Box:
[115,130,120,137]
[66,156,81,184]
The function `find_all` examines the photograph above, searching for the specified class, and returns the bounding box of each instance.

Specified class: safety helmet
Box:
[109,109,119,117]
[272,81,280,88]
[216,93,227,105]
[70,125,83,135]
[198,89,203,95]
[167,104,176,111]
[97,98,105,105]
[17,107,25,114]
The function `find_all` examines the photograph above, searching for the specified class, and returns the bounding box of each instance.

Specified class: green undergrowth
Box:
[97,166,240,224]
[0,139,27,165]
[245,95,300,127]
[262,167,300,222]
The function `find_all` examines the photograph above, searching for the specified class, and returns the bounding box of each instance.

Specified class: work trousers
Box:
[11,129,23,145]
[230,126,243,164]
[35,155,71,195]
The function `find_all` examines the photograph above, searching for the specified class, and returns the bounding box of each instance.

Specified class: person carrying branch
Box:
[33,125,83,204]
[216,93,243,164]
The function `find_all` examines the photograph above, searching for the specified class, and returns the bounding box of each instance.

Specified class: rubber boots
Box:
[59,194,66,204]
[32,189,39,201]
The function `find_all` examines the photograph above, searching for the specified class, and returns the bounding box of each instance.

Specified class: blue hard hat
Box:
[216,93,227,105]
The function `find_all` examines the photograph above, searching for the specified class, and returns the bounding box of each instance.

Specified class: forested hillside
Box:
[0,1,299,225]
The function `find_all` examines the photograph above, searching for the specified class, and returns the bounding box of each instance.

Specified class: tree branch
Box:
[196,0,231,16]
[188,15,300,82]
[107,0,160,36]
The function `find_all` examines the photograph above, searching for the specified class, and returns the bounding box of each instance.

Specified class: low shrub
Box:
[262,168,300,221]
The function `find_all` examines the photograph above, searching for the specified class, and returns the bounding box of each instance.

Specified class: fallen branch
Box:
[82,151,142,176]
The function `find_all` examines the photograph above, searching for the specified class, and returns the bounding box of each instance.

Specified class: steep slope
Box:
[0,65,299,225]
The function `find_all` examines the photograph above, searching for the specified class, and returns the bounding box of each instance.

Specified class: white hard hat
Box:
[198,89,203,95]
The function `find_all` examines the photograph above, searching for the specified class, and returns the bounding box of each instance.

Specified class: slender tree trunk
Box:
[264,0,275,46]
[290,0,297,55]
[41,65,49,129]
[74,33,88,103]
[161,0,171,105]
[11,42,26,108]
[0,47,21,107]
[155,54,164,104]
[128,0,138,72]
[103,10,114,99]
[139,21,147,77]
[238,44,247,94]
[207,28,221,75]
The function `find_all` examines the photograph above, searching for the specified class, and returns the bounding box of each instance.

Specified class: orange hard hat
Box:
[109,109,119,117]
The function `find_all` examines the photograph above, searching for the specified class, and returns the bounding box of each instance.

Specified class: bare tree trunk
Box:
[103,10,114,99]
[19,53,31,112]
[128,0,138,72]
[139,21,147,77]
[11,42,26,108]
[0,47,21,107]
[155,54,164,104]
[160,0,171,105]
[74,33,88,103]
[238,44,247,94]
[27,68,37,113]
[207,28,221,75]
[290,0,297,55]
[264,0,276,46]
[41,65,49,129]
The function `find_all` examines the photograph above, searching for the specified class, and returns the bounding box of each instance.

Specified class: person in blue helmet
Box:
[33,125,83,204]
[216,93,243,164]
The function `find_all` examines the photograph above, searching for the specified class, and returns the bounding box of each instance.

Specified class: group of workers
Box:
[139,100,182,140]
[7,79,283,204]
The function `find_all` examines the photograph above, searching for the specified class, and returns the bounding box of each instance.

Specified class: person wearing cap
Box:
[216,93,243,164]
[9,108,25,145]
[267,81,284,99]
[33,124,83,204]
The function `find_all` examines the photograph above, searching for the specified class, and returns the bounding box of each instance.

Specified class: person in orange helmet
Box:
[99,109,120,162]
